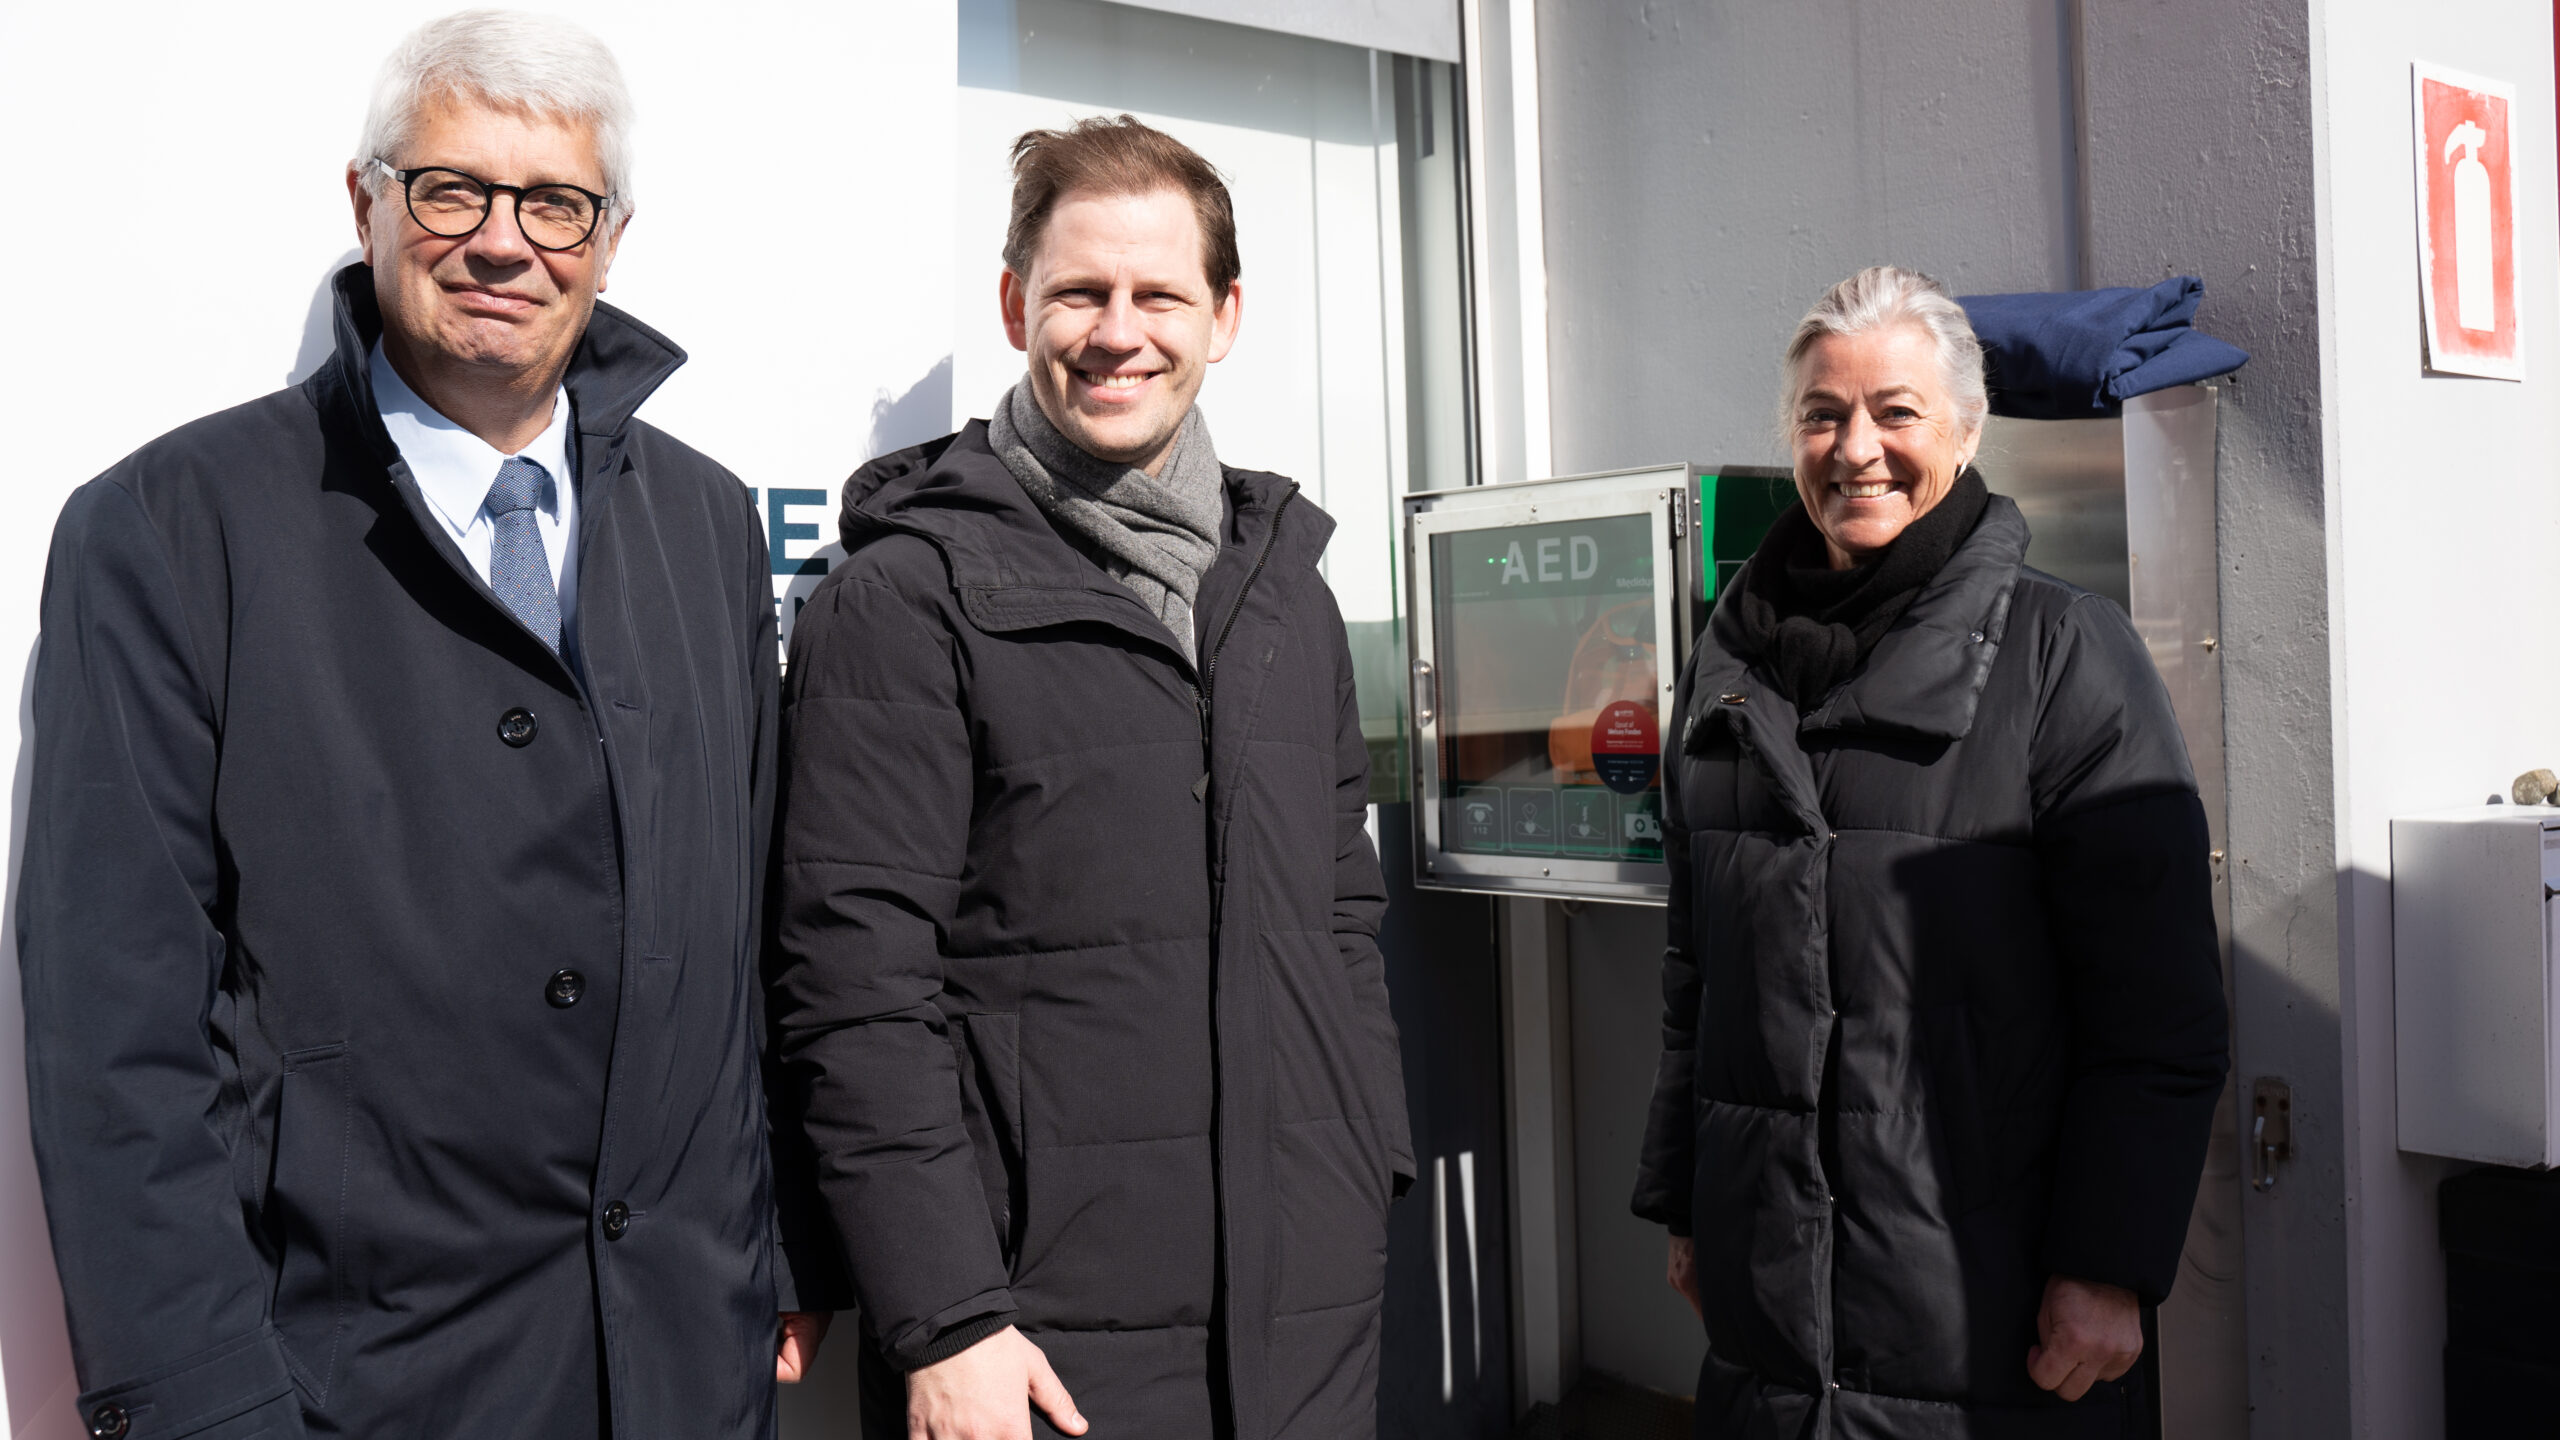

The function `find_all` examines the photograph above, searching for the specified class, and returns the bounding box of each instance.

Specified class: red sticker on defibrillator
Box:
[1590,700,1661,795]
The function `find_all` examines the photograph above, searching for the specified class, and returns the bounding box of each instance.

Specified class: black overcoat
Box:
[20,267,788,1440]
[1633,496,2229,1439]
[768,423,1413,1440]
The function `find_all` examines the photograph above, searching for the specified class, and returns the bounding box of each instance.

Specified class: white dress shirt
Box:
[371,342,580,637]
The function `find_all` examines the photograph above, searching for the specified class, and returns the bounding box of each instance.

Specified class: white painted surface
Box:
[2315,6,2560,1435]
[1563,900,1702,1398]
[1499,896,1580,1412]
[0,5,957,1436]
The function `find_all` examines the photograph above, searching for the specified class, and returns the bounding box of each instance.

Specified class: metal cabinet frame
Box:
[1403,464,1700,904]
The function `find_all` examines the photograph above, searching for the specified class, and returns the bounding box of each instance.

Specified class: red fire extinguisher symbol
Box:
[2413,63,2521,378]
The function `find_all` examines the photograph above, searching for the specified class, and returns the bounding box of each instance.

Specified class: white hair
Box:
[355,9,635,213]
[1780,265,1988,436]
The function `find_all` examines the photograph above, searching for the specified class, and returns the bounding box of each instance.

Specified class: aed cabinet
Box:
[1403,466,1702,903]
[2394,805,2560,1168]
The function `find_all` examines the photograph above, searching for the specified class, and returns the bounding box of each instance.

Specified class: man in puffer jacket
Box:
[767,115,1413,1440]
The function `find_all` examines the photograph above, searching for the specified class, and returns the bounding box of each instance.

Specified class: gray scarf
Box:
[988,377,1225,664]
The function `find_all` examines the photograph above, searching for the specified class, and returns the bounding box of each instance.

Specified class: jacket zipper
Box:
[1192,483,1300,758]
[1198,482,1297,1400]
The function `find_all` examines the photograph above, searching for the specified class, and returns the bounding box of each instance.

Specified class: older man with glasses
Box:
[18,12,827,1440]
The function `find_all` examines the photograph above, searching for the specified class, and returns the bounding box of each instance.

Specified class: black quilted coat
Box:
[1633,496,2228,1439]
[768,423,1413,1439]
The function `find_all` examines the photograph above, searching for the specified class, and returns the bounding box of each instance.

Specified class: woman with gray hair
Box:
[1633,266,2229,1436]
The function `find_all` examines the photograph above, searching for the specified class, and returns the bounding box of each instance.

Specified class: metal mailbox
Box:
[2394,804,2560,1169]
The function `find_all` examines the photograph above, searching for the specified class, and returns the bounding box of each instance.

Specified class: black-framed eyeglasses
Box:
[369,159,615,252]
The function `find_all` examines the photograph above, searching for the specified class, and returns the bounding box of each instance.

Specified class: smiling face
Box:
[351,92,623,395]
[1789,324,1981,568]
[1001,186,1242,473]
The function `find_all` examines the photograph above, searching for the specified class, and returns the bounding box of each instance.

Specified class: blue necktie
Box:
[485,457,562,651]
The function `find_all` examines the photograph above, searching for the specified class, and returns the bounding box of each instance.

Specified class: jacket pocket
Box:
[954,1013,1024,1265]
[1919,1004,1994,1215]
[269,1043,352,1404]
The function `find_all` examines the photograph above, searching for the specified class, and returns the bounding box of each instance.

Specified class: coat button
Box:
[546,970,585,1008]
[497,708,538,747]
[601,1201,630,1240]
[88,1405,129,1439]
[1719,692,1747,705]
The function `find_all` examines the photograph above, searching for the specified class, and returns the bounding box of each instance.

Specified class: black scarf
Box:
[1731,468,1990,707]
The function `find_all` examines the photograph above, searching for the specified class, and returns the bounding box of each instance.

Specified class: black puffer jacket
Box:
[1633,496,2227,1438]
[769,423,1412,1439]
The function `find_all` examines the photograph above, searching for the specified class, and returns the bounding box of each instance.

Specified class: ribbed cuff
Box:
[907,1312,1017,1371]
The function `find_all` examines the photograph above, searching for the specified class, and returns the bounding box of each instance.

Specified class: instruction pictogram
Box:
[2412,61,2522,379]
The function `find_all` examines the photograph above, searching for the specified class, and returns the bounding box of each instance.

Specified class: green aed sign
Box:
[1691,467,1795,604]
[1436,513,1656,605]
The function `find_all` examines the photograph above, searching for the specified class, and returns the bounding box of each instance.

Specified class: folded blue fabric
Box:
[1956,277,2250,420]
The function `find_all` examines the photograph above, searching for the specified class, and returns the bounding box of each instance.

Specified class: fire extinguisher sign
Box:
[2412,61,2524,380]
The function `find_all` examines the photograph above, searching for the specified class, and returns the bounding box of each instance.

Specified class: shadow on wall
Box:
[290,251,366,385]
[777,355,957,639]
[875,354,955,457]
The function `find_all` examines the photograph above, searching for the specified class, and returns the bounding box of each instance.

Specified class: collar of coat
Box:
[1687,494,2029,748]
[301,263,690,678]
[304,262,689,463]
[837,420,1334,668]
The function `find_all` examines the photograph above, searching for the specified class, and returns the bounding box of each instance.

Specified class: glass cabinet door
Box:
[1407,466,1693,903]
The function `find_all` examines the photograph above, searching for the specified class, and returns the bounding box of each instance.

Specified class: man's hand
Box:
[2026,1275,2143,1401]
[1665,1236,1701,1319]
[777,1311,832,1384]
[908,1325,1087,1440]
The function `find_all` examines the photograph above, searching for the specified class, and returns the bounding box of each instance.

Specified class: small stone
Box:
[2512,769,2558,806]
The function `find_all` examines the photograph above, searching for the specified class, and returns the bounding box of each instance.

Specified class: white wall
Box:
[0,4,956,1435]
[2313,4,2560,1436]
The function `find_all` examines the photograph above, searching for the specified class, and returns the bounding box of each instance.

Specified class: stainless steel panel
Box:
[1978,410,2132,608]
[1979,389,2244,1436]
[2123,385,2247,1440]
